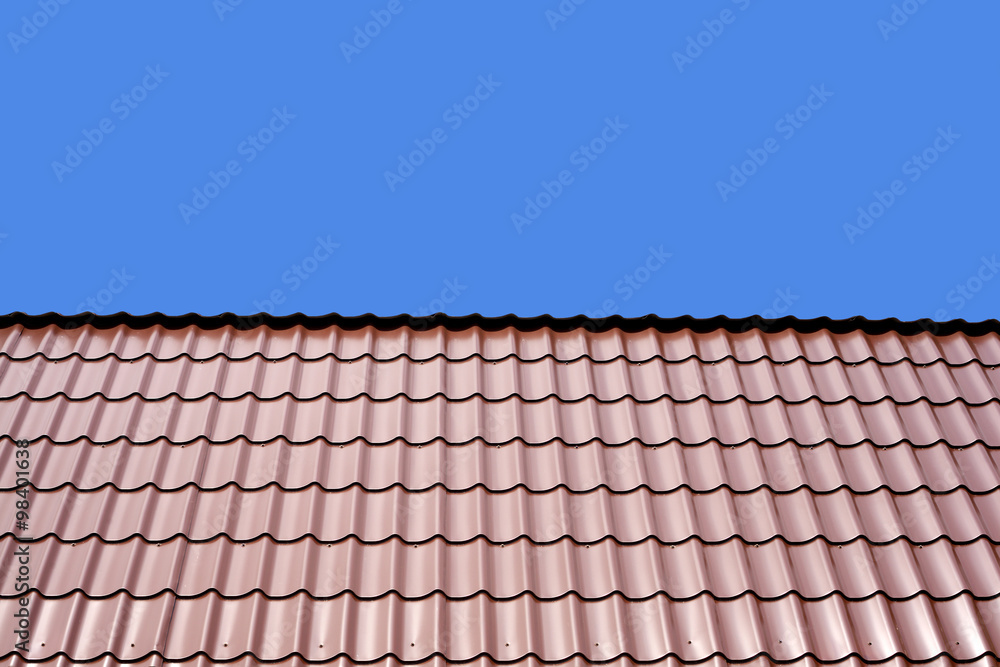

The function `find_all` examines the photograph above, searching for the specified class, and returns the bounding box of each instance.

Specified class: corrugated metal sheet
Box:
[2,313,1000,665]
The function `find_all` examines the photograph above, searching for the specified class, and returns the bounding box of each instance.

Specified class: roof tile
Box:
[3,314,1000,665]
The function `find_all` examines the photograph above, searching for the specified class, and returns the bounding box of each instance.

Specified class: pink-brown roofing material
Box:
[1,312,1000,665]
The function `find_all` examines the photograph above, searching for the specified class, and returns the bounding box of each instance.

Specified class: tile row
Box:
[4,395,1000,446]
[3,323,997,364]
[3,438,998,494]
[0,656,995,667]
[4,535,1000,601]
[5,485,1000,544]
[4,355,999,403]
[1,591,999,662]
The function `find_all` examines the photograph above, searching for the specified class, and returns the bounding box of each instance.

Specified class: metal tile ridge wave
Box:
[0,656,995,667]
[5,321,998,366]
[5,438,998,495]
[7,390,999,409]
[7,534,1000,601]
[3,311,1000,336]
[7,485,1000,545]
[5,395,1000,447]
[6,355,1000,404]
[2,590,1000,662]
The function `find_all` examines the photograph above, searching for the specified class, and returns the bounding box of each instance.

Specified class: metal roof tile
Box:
[4,356,1000,403]
[2,592,1000,662]
[3,314,1000,664]
[8,485,1000,544]
[4,321,1000,364]
[5,395,1000,446]
[7,535,1000,601]
[4,438,999,493]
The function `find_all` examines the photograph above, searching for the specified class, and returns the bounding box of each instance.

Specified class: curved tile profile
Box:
[4,438,999,494]
[5,485,1000,545]
[4,313,1000,666]
[4,355,1000,404]
[4,394,1000,447]
[5,535,1000,601]
[1,590,998,662]
[1,656,997,667]
[3,318,1000,365]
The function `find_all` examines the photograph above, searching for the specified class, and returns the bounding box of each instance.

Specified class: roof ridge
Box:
[3,311,999,336]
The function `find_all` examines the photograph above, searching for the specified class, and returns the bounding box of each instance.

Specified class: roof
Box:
[2,312,1000,665]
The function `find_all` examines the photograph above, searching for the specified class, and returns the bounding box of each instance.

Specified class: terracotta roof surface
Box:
[2,312,1000,665]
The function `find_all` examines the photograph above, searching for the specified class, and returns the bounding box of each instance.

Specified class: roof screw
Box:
[223,643,227,647]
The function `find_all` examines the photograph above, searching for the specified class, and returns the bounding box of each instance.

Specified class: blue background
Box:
[2,1,997,321]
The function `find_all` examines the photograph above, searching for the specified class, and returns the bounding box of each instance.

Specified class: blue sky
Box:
[1,1,997,321]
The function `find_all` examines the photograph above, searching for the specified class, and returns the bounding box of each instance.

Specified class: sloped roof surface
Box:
[2,312,1000,665]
